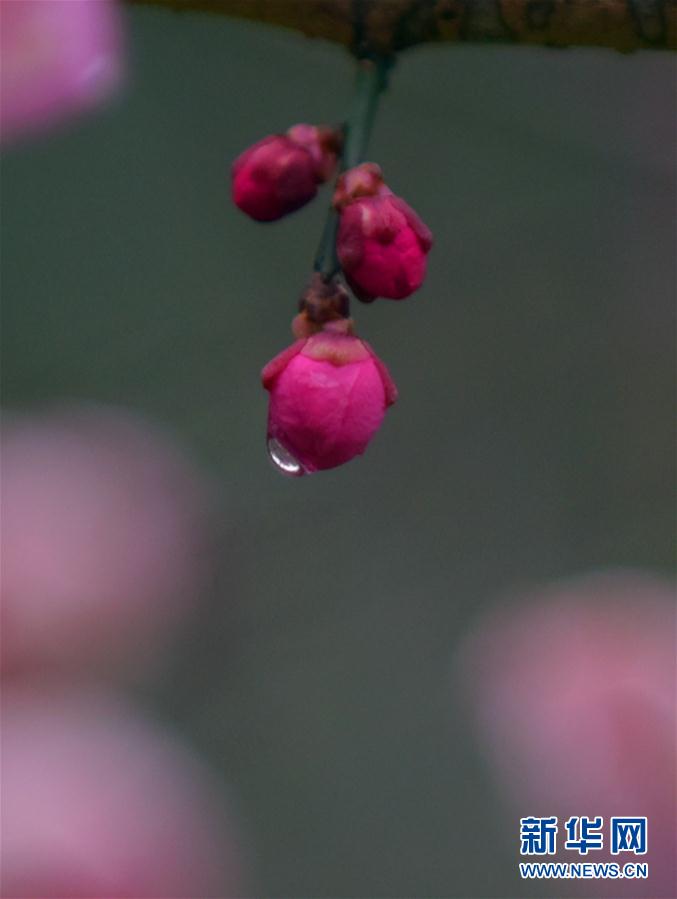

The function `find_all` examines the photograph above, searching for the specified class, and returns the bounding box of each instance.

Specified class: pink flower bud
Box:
[232,124,340,222]
[337,188,433,300]
[0,0,124,145]
[262,330,397,475]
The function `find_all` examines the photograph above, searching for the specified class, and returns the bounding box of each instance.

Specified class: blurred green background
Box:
[2,6,675,896]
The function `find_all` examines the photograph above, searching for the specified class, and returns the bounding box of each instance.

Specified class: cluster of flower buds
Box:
[231,117,432,475]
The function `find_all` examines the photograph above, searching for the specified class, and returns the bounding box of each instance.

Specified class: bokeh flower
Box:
[0,0,124,144]
[1,404,211,678]
[1,686,244,898]
[455,570,676,898]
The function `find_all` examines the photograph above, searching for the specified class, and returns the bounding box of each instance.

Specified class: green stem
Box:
[342,59,388,169]
[313,212,340,281]
[313,58,389,280]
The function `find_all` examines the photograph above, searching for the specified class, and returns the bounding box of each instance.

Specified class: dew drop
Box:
[267,437,306,477]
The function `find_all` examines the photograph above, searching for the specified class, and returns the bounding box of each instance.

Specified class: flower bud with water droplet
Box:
[262,328,397,474]
[334,163,433,300]
[232,124,341,222]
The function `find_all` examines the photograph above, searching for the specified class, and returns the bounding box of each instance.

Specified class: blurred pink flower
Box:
[1,686,245,898]
[1,404,211,678]
[0,0,124,144]
[455,570,676,897]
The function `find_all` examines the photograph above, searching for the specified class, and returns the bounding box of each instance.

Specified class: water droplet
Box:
[267,437,306,477]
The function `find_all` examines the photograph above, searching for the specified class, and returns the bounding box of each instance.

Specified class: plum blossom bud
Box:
[0,0,124,145]
[334,163,433,301]
[262,328,397,475]
[232,124,340,222]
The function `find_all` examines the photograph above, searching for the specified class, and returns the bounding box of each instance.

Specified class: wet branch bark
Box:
[128,0,676,53]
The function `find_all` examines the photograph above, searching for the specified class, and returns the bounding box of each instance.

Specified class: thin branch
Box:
[127,0,676,53]
[314,58,388,280]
